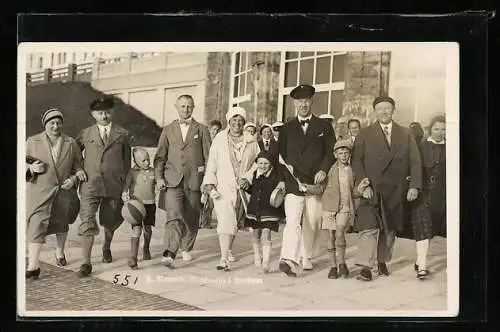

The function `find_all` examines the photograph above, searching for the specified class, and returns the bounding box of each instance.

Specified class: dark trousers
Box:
[160,179,201,257]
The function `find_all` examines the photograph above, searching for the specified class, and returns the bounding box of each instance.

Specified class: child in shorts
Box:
[122,147,157,269]
[321,140,355,279]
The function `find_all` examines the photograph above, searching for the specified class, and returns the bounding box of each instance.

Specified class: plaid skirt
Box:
[407,198,433,241]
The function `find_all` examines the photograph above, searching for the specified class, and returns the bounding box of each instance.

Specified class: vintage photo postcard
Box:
[17,42,459,317]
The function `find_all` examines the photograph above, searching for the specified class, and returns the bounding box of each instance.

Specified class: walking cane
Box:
[278,154,307,192]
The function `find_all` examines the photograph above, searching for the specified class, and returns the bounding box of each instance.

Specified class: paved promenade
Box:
[23,212,449,315]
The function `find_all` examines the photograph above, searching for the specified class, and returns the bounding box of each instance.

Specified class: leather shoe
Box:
[102,249,112,263]
[327,267,338,279]
[357,268,373,281]
[279,259,297,277]
[78,264,92,278]
[55,253,67,267]
[377,262,390,276]
[143,247,151,260]
[338,263,349,278]
[26,268,40,280]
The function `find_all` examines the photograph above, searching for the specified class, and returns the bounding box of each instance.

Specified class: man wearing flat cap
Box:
[76,96,133,277]
[350,95,422,281]
[277,84,336,276]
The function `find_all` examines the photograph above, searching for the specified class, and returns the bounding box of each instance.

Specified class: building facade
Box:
[26,48,447,133]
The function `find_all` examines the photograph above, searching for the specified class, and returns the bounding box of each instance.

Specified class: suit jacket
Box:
[279,115,336,196]
[76,123,132,198]
[350,121,422,232]
[154,119,211,191]
[257,137,279,160]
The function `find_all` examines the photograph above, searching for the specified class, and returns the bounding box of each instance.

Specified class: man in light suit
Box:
[77,97,133,277]
[278,84,336,276]
[351,96,422,281]
[154,95,211,267]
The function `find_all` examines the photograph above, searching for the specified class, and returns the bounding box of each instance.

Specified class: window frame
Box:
[229,52,253,106]
[277,51,347,121]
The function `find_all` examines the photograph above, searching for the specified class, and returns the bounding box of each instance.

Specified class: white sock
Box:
[416,239,429,270]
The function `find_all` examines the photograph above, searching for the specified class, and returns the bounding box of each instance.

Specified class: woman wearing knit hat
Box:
[202,106,261,271]
[25,108,87,280]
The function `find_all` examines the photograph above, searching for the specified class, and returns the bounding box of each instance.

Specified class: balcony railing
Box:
[27,62,94,86]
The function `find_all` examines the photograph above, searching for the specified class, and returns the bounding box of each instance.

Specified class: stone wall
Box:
[338,51,391,137]
[205,52,231,126]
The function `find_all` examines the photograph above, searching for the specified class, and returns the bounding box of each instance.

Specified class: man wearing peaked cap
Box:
[90,96,115,111]
[277,83,336,276]
[290,84,316,100]
[75,95,133,277]
[350,95,422,281]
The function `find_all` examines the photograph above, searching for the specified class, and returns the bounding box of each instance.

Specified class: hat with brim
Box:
[90,97,115,111]
[271,121,283,130]
[244,122,257,131]
[334,140,352,152]
[290,84,315,99]
[259,123,273,135]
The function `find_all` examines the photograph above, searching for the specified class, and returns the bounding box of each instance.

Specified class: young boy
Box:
[76,96,132,277]
[122,147,156,269]
[321,140,355,279]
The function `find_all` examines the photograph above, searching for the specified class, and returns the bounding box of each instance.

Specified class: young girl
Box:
[321,140,356,279]
[122,147,157,269]
[412,115,446,279]
[244,151,285,273]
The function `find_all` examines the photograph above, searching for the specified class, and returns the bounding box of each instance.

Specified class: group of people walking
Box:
[25,83,446,284]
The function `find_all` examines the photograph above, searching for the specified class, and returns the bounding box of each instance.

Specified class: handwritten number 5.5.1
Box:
[112,274,138,287]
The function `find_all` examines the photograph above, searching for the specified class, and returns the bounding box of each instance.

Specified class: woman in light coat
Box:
[202,107,260,271]
[25,109,87,279]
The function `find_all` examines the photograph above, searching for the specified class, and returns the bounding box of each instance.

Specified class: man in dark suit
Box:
[154,94,211,268]
[277,84,336,276]
[257,123,279,160]
[351,96,422,281]
[77,97,133,277]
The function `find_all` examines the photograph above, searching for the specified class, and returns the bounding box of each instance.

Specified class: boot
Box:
[127,237,140,269]
[262,242,272,273]
[252,243,262,268]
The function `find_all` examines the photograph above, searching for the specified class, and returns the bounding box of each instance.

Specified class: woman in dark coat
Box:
[420,115,446,238]
[403,116,446,280]
[25,109,87,279]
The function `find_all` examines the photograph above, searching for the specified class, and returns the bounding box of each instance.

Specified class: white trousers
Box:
[280,193,322,264]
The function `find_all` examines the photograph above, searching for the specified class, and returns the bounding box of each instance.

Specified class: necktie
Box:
[383,125,391,146]
[102,128,109,144]
[264,140,269,150]
[300,119,310,126]
[180,119,191,125]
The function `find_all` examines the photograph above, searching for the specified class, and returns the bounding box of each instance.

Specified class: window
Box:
[83,52,88,61]
[278,51,346,121]
[28,54,33,69]
[50,53,54,67]
[230,52,253,107]
[389,49,446,127]
[38,57,43,69]
[72,52,76,62]
[62,52,67,64]
[57,53,62,65]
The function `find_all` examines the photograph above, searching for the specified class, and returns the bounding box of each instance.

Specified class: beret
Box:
[290,84,315,99]
[90,97,114,111]
[372,96,395,108]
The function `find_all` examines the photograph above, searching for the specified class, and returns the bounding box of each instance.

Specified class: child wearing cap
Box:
[321,140,356,279]
[243,151,285,273]
[122,147,157,269]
